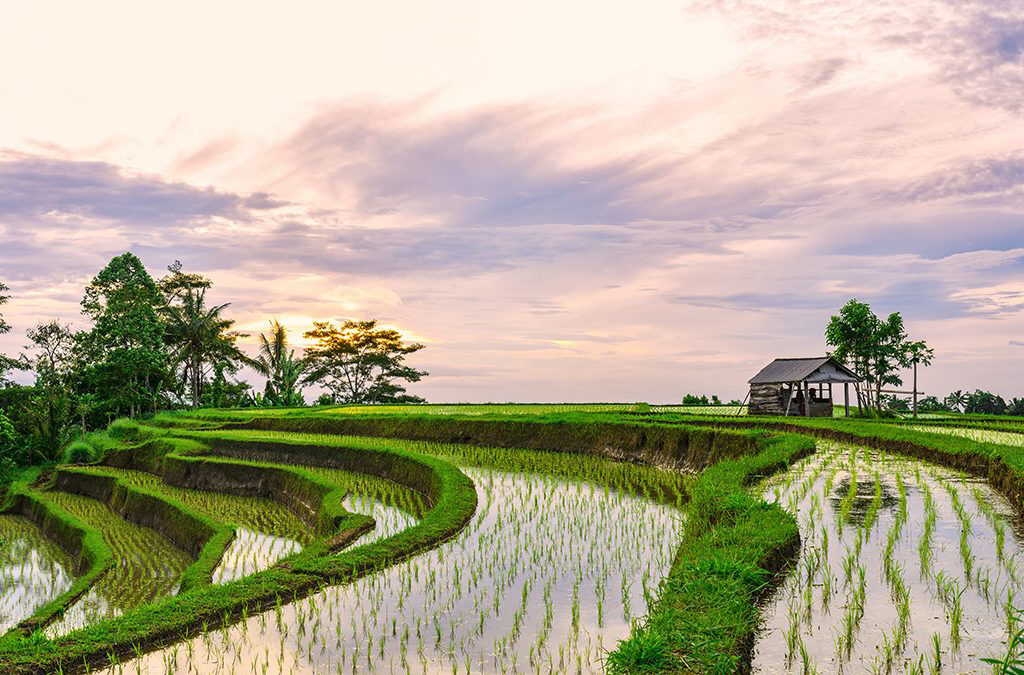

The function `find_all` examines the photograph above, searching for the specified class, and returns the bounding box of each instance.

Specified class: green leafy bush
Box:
[62,440,97,464]
[107,417,143,441]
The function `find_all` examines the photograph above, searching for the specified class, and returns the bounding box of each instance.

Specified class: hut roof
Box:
[748,356,861,385]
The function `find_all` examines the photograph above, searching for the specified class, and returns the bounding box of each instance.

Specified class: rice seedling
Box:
[752,440,1024,674]
[44,490,192,637]
[94,433,685,674]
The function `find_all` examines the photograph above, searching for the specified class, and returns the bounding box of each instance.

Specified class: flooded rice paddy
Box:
[909,425,1024,447]
[100,451,685,674]
[43,490,193,637]
[0,514,76,633]
[753,441,1024,674]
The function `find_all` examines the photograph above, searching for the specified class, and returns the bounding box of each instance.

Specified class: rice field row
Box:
[42,491,193,637]
[82,466,313,544]
[754,441,1024,673]
[908,425,1024,447]
[98,436,686,674]
[197,429,690,508]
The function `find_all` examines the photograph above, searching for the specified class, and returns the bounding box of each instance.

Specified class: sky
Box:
[1,0,1023,403]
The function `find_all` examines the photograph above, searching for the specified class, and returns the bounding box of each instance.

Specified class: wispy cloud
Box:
[2,0,1024,400]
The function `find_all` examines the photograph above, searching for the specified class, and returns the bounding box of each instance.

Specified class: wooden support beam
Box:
[784,383,794,416]
[804,381,810,418]
[737,389,750,416]
[844,382,849,417]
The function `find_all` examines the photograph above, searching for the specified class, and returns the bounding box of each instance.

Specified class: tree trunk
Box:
[912,361,918,419]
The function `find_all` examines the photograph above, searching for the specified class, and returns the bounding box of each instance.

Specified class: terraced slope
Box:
[80,466,311,543]
[0,417,474,674]
[93,432,687,674]
[8,410,1024,674]
[42,491,192,636]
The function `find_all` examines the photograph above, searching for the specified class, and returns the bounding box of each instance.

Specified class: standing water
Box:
[100,465,684,674]
[753,441,1024,673]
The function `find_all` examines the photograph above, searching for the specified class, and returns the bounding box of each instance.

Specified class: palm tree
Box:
[903,340,934,418]
[277,349,306,406]
[253,320,305,406]
[161,288,251,408]
[945,390,968,413]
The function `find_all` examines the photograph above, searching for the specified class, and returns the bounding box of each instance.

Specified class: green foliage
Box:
[158,263,251,408]
[965,389,1009,415]
[683,393,722,405]
[0,408,17,457]
[200,364,253,409]
[825,299,932,412]
[0,282,29,386]
[20,321,78,462]
[917,395,949,412]
[303,319,427,404]
[62,441,97,465]
[107,418,143,441]
[253,321,306,407]
[78,252,169,419]
[606,626,673,673]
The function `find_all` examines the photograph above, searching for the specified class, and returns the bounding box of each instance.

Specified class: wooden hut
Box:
[748,356,862,417]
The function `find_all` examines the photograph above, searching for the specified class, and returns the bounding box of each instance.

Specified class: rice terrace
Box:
[3,392,1024,673]
[5,3,1024,673]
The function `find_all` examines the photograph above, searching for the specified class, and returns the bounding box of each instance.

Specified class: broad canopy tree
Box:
[23,321,78,460]
[303,320,427,404]
[0,282,28,386]
[79,253,169,419]
[825,299,933,414]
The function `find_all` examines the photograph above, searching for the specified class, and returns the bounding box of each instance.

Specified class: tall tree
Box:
[0,282,28,386]
[825,299,917,412]
[23,321,77,461]
[825,300,881,410]
[870,312,909,410]
[303,320,427,404]
[902,340,934,418]
[80,253,168,418]
[253,320,305,406]
[945,390,968,413]
[161,284,251,408]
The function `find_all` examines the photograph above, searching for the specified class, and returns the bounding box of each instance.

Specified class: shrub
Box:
[107,418,142,441]
[62,440,97,464]
[607,625,673,673]
[0,409,18,461]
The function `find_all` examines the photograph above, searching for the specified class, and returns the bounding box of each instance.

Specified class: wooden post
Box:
[804,381,810,417]
[913,361,918,419]
[844,382,849,417]
[784,383,794,416]
[737,389,750,416]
